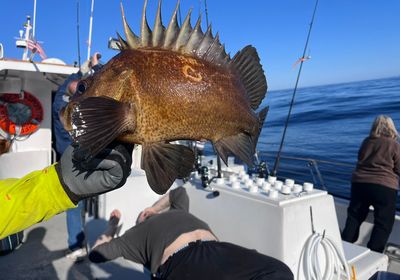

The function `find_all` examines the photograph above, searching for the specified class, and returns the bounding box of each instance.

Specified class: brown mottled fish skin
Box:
[65,48,259,145]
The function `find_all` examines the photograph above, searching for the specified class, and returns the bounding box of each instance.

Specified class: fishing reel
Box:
[248,160,268,179]
[256,161,268,178]
[200,166,210,189]
[199,166,220,198]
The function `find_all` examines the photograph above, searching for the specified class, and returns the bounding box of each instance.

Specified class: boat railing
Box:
[258,152,355,199]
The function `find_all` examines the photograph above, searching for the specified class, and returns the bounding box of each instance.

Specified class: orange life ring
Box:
[0,91,43,136]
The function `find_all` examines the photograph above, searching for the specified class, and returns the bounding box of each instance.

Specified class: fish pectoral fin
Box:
[71,96,134,160]
[141,142,195,194]
[214,133,254,168]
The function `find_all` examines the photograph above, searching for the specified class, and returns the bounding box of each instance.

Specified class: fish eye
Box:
[76,81,87,95]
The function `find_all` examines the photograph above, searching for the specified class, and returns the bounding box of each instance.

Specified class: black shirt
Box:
[89,187,212,273]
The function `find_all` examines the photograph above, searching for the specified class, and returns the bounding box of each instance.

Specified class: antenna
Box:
[272,0,319,176]
[32,0,37,38]
[76,0,81,68]
[87,0,95,60]
[204,0,209,27]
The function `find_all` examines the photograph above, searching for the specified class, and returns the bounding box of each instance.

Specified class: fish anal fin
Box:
[71,96,135,161]
[141,142,195,194]
[214,133,254,167]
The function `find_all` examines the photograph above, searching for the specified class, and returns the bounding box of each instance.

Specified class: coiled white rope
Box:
[298,232,351,280]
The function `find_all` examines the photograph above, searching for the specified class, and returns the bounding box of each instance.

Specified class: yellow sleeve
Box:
[0,164,76,239]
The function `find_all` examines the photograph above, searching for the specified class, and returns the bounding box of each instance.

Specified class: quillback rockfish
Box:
[63,0,268,194]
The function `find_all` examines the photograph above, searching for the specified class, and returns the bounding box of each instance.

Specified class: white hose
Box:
[298,232,351,280]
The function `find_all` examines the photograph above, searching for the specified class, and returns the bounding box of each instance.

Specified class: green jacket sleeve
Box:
[0,164,76,239]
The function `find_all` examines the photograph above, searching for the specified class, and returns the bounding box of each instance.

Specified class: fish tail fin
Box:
[230,45,267,110]
[141,142,195,194]
[71,96,135,160]
[214,107,268,168]
[214,133,254,168]
[251,106,269,151]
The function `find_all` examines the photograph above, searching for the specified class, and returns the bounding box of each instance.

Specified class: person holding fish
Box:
[53,51,103,261]
[89,186,294,280]
[60,1,269,197]
[0,141,133,240]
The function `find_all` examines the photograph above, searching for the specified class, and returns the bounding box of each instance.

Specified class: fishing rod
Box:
[271,0,319,176]
[76,0,82,68]
[204,0,209,27]
[198,0,209,27]
[87,0,95,60]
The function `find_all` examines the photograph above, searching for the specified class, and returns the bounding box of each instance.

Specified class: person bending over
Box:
[89,187,294,280]
[342,115,400,253]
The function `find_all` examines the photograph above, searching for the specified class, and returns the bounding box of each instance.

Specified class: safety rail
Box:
[257,152,355,199]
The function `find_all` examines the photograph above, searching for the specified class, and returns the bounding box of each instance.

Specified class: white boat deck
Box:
[0,212,149,280]
[1,208,399,279]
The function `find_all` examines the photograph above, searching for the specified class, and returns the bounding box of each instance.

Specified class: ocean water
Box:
[256,76,400,207]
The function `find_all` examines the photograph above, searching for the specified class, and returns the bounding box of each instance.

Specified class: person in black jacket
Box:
[342,115,400,253]
[89,187,294,280]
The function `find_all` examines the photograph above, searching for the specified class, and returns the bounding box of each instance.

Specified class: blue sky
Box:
[0,0,399,90]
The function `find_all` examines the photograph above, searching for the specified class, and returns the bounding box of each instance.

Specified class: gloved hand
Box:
[56,142,133,204]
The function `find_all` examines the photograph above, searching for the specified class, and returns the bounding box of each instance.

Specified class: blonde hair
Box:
[370,115,399,139]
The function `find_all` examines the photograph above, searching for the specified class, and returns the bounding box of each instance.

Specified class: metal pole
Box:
[87,0,95,61]
[204,0,209,27]
[32,0,37,38]
[76,0,81,68]
[272,0,319,176]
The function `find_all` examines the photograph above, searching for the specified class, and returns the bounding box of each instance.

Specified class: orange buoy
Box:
[0,91,43,136]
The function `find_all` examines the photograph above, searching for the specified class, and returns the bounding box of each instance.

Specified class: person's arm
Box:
[90,226,145,264]
[89,238,125,263]
[169,187,189,211]
[90,52,102,72]
[137,187,189,223]
[0,165,75,239]
[0,143,132,239]
[393,142,400,176]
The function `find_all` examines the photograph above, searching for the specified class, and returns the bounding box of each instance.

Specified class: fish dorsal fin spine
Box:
[140,0,152,46]
[163,1,180,48]
[120,2,140,48]
[152,0,165,47]
[119,1,230,66]
[230,45,267,110]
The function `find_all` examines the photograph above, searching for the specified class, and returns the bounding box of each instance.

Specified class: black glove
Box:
[56,142,133,204]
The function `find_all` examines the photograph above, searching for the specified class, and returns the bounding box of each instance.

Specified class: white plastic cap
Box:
[281,185,291,195]
[262,182,271,192]
[303,182,314,192]
[256,177,265,186]
[229,174,238,183]
[293,184,303,193]
[269,189,278,199]
[267,175,277,184]
[274,180,283,191]
[245,179,253,187]
[232,181,241,189]
[249,185,259,193]
[285,179,295,188]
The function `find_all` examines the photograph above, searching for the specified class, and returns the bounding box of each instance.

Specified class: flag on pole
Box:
[27,39,47,60]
